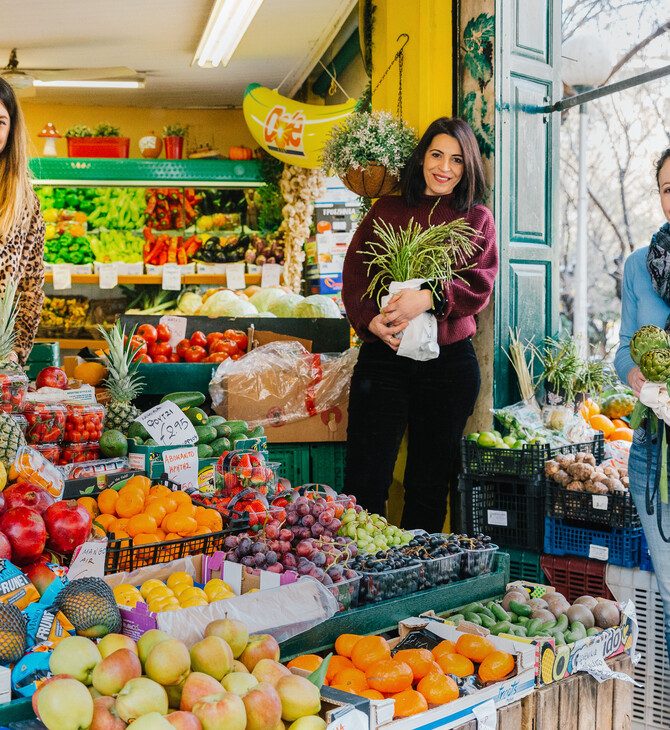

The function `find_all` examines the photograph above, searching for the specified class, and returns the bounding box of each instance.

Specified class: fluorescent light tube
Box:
[34,80,145,89]
[193,0,264,68]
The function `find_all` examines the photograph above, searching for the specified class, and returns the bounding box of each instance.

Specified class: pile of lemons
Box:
[112,571,236,613]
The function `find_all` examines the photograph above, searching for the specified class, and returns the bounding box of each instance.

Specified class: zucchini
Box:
[224,420,248,432]
[210,437,231,457]
[479,614,496,630]
[206,415,226,429]
[161,391,206,408]
[508,611,518,623]
[194,425,217,444]
[197,443,214,459]
[185,407,209,426]
[509,599,532,618]
[517,615,529,626]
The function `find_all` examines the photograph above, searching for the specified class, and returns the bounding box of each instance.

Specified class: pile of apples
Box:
[34,617,325,730]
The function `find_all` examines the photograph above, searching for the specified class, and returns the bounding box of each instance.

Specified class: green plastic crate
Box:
[503,548,546,584]
[267,443,310,488]
[0,696,34,725]
[28,341,60,362]
[310,443,347,493]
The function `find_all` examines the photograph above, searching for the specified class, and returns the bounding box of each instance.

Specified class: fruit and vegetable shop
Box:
[0,0,666,728]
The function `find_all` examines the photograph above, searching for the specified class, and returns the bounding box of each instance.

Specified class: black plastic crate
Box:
[545,479,641,529]
[458,474,545,551]
[460,433,605,478]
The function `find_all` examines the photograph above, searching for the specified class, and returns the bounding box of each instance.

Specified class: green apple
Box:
[477,432,498,448]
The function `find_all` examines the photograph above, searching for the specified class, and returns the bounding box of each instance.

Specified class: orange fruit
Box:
[108,517,129,535]
[611,418,628,429]
[331,667,368,693]
[359,689,385,700]
[133,533,160,546]
[435,653,475,678]
[171,490,192,506]
[326,655,354,683]
[393,649,436,682]
[431,640,457,660]
[124,474,151,496]
[77,496,100,518]
[176,502,197,518]
[162,513,198,537]
[335,634,362,658]
[589,414,615,438]
[365,659,413,694]
[115,492,144,518]
[144,501,168,525]
[478,650,515,683]
[126,514,158,538]
[416,673,459,704]
[97,488,119,515]
[455,635,496,663]
[195,506,223,532]
[287,655,323,672]
[93,513,116,532]
[164,532,182,541]
[149,484,172,499]
[388,688,428,718]
[584,397,600,417]
[329,684,356,694]
[609,427,633,442]
[350,635,391,672]
[155,528,166,541]
[154,495,178,515]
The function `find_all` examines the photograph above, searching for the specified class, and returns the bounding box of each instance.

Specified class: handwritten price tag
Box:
[261,263,282,288]
[162,263,182,291]
[225,263,246,290]
[68,539,108,581]
[159,315,188,351]
[52,264,72,290]
[163,447,198,491]
[135,401,198,446]
[472,699,497,729]
[99,263,118,290]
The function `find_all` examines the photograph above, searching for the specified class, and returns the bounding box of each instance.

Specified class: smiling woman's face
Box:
[422,133,464,197]
[659,157,670,224]
[0,102,10,156]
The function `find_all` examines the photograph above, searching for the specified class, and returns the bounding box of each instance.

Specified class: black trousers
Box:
[344,338,480,533]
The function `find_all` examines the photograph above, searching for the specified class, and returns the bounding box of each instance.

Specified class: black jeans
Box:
[344,338,481,533]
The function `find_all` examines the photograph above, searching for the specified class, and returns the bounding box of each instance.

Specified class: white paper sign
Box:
[136,401,198,446]
[99,263,118,290]
[261,263,282,288]
[592,494,609,511]
[487,509,508,527]
[328,709,368,730]
[226,263,246,290]
[589,544,609,561]
[163,447,198,491]
[472,698,497,729]
[52,264,72,290]
[162,263,182,291]
[160,315,188,351]
[67,539,108,580]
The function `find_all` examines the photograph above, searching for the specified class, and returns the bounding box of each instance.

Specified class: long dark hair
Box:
[655,148,670,189]
[401,117,486,211]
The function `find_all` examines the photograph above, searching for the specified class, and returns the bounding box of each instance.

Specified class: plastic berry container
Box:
[0,371,29,414]
[59,441,100,465]
[460,543,499,579]
[22,403,67,445]
[34,443,61,465]
[10,413,28,437]
[356,563,421,605]
[64,404,105,443]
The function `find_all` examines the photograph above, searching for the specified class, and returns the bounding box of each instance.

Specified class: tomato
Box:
[129,335,148,357]
[204,353,228,363]
[149,341,172,359]
[137,324,158,345]
[184,345,207,363]
[156,323,171,342]
[132,353,152,363]
[190,331,208,348]
[207,332,225,349]
[210,340,239,356]
[153,355,169,363]
[168,352,181,363]
[176,339,191,358]
[230,352,244,360]
[224,329,248,351]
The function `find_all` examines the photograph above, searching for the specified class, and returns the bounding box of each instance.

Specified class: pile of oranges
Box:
[287,633,516,718]
[579,398,633,443]
[76,475,223,569]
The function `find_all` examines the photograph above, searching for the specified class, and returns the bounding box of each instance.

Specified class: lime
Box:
[477,432,498,448]
[466,432,480,441]
[99,429,129,458]
[502,435,517,447]
[512,440,526,449]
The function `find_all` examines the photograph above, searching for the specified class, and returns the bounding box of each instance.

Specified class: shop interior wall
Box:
[21,103,256,159]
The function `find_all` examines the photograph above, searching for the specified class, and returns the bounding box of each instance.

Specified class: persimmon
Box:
[350,635,391,671]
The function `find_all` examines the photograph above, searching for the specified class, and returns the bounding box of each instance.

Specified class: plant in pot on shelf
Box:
[534,336,582,407]
[64,123,130,158]
[320,109,418,198]
[163,123,189,160]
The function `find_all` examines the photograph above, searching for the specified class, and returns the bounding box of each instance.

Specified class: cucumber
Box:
[555,614,569,633]
[461,602,484,614]
[447,614,464,624]
[127,420,150,440]
[161,391,206,408]
[246,425,264,439]
[525,618,541,637]
[224,420,248,432]
[512,625,527,636]
[463,612,482,625]
[479,614,496,630]
[206,415,226,429]
[517,615,529,626]
[197,443,214,459]
[508,611,518,623]
[566,622,587,643]
[490,621,512,635]
[215,423,232,438]
[210,437,231,457]
[194,425,217,444]
[509,599,532,618]
[185,407,209,426]
[489,602,511,622]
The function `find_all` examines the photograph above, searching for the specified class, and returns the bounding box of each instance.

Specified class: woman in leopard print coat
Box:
[0,78,45,365]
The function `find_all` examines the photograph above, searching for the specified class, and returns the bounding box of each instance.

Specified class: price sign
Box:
[68,539,108,580]
[163,447,198,491]
[592,494,609,511]
[135,401,198,446]
[159,315,188,351]
[589,544,609,561]
[162,263,181,291]
[99,263,118,290]
[487,509,508,527]
[225,263,246,290]
[472,699,497,729]
[52,264,72,290]
[261,263,282,288]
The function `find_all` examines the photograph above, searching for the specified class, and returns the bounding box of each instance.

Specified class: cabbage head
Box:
[177,291,203,315]
[293,295,342,319]
[249,287,287,312]
[256,312,277,318]
[199,290,259,317]
[267,293,304,317]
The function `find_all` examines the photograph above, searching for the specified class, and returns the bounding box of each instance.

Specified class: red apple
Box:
[242,682,282,730]
[90,696,127,730]
[192,692,246,730]
[239,635,280,672]
[32,674,75,720]
[35,367,68,390]
[180,672,224,713]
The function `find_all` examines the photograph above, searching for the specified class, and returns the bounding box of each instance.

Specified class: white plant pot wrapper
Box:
[639,381,670,424]
[380,278,440,362]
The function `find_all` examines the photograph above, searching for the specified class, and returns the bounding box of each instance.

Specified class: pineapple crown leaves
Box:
[97,321,144,400]
[0,280,21,360]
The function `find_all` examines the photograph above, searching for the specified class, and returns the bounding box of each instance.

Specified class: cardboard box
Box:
[62,469,146,500]
[244,402,347,444]
[250,329,312,352]
[307,272,343,294]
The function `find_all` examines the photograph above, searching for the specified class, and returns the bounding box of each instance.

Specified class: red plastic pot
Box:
[67,137,130,158]
[163,136,184,159]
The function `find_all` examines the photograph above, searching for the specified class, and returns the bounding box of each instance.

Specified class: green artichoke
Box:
[630,325,669,366]
[640,348,670,382]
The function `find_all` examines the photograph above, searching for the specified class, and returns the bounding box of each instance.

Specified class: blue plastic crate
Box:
[266,443,311,488]
[640,533,654,572]
[543,517,642,568]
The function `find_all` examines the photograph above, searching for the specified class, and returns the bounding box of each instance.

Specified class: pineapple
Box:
[0,281,27,467]
[98,322,144,435]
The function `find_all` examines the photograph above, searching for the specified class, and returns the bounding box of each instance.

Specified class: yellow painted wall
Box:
[371,0,453,132]
[21,103,256,159]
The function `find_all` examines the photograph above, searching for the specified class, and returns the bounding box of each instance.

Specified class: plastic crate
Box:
[503,548,545,584]
[266,443,311,488]
[545,479,641,529]
[640,533,654,572]
[539,554,613,602]
[543,517,642,568]
[460,433,605,478]
[606,565,670,730]
[458,474,545,551]
[310,443,347,493]
[356,563,421,605]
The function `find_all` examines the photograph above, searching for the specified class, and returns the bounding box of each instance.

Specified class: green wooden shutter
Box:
[494,0,561,407]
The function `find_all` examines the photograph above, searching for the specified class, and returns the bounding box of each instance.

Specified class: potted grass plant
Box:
[65,123,130,158]
[163,123,189,160]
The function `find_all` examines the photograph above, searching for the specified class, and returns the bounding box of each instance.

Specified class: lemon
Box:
[146,586,174,603]
[179,596,209,608]
[179,586,208,603]
[166,572,194,590]
[140,579,167,599]
[477,432,498,448]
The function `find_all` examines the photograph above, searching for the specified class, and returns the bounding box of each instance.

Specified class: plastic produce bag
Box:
[209,341,358,428]
[381,279,439,362]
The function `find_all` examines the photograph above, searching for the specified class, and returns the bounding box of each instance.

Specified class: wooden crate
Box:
[454,654,632,730]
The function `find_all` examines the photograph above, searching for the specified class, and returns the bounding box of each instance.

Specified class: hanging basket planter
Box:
[341,164,400,198]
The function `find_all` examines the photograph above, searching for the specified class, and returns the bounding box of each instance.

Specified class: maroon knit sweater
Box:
[342,193,498,346]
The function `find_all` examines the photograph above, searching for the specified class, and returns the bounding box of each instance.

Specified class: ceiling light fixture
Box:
[33,79,145,89]
[193,0,264,68]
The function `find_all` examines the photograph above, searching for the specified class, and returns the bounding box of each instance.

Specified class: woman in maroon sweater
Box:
[342,117,498,532]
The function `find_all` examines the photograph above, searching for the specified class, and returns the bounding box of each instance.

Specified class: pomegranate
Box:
[35,367,68,390]
[4,482,55,515]
[0,507,47,565]
[43,501,92,555]
[0,531,11,560]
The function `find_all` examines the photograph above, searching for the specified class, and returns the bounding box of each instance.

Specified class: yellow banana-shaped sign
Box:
[243,83,357,169]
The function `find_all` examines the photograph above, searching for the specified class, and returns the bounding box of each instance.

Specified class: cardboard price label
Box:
[225,263,246,290]
[136,401,198,446]
[160,315,188,351]
[99,263,118,290]
[52,264,72,290]
[68,539,108,580]
[163,447,198,491]
[261,263,282,288]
